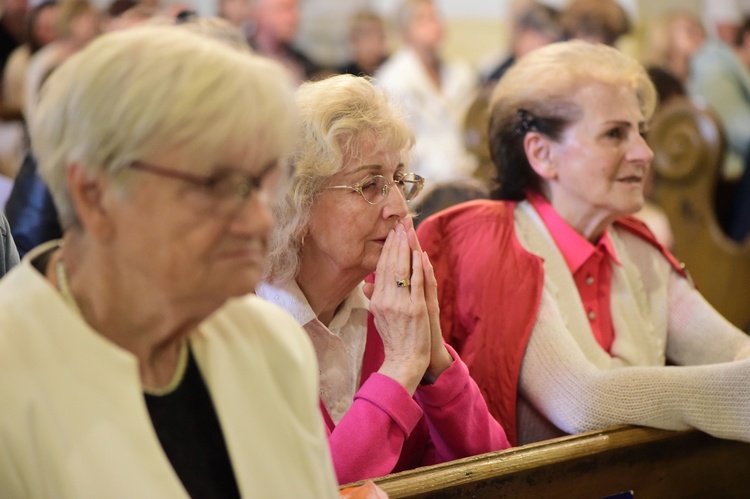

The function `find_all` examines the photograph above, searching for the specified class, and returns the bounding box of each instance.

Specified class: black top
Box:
[145,348,241,499]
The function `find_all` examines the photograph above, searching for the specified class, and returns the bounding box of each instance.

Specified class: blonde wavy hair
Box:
[265,74,414,282]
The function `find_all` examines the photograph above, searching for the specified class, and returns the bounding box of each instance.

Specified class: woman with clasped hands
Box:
[0,26,340,497]
[418,40,750,447]
[257,74,509,484]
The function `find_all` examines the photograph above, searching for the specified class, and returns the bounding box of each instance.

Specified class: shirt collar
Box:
[256,279,370,334]
[526,191,621,273]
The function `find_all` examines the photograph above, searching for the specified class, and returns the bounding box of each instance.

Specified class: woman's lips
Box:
[617,175,643,183]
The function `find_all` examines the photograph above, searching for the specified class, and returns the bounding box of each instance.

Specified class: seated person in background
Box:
[482,0,562,88]
[726,16,750,241]
[2,0,60,122]
[25,0,101,121]
[0,25,340,497]
[689,7,750,180]
[0,212,19,275]
[249,0,321,84]
[257,74,509,485]
[701,0,745,46]
[417,41,750,447]
[560,0,631,46]
[338,10,388,77]
[376,0,478,183]
[642,10,705,86]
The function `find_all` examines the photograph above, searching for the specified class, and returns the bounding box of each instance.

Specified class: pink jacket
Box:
[325,312,510,484]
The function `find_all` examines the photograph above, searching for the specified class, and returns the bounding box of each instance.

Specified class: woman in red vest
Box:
[418,40,750,446]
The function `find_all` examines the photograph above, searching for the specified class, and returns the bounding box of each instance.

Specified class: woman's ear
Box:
[524,132,557,181]
[66,164,115,240]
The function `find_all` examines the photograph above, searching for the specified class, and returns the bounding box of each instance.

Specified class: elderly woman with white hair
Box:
[0,26,340,497]
[375,0,477,183]
[257,74,509,485]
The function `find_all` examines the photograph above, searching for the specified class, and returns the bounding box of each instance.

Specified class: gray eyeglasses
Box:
[128,160,279,216]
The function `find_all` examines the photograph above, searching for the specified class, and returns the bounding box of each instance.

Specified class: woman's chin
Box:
[626,197,647,215]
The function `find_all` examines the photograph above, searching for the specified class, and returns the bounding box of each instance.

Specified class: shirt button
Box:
[585,275,594,285]
[588,310,596,320]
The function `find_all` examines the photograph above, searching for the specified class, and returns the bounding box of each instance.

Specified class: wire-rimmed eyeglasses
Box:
[328,173,425,205]
[128,160,280,216]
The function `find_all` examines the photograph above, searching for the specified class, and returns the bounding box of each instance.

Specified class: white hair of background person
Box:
[30,25,296,230]
[702,0,750,38]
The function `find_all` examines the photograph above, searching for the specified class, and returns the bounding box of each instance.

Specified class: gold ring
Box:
[396,278,410,288]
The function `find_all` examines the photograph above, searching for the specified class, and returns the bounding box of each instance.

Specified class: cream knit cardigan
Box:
[513,201,750,444]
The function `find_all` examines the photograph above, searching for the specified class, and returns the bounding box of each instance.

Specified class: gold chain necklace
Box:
[55,259,189,396]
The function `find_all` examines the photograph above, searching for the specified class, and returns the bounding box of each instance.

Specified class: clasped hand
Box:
[365,219,453,395]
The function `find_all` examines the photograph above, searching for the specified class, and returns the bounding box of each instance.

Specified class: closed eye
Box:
[360,177,381,191]
[200,173,231,192]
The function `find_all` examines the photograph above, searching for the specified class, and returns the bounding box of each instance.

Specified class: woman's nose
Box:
[630,132,654,164]
[381,182,409,219]
[229,190,275,234]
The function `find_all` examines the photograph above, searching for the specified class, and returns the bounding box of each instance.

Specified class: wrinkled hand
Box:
[419,250,454,382]
[370,223,431,395]
[404,218,453,382]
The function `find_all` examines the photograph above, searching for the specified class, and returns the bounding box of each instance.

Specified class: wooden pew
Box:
[648,97,750,330]
[349,426,750,498]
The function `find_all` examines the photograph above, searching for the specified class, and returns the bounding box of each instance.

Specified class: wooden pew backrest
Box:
[648,97,750,330]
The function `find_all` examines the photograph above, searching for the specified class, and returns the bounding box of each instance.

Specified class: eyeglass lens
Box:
[361,175,421,204]
[190,169,280,216]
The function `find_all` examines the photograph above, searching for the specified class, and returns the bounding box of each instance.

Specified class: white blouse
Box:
[257,279,369,424]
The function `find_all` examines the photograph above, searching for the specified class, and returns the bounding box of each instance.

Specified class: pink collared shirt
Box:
[527,192,621,353]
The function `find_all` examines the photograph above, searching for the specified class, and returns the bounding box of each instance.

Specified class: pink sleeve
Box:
[327,373,423,484]
[415,344,511,465]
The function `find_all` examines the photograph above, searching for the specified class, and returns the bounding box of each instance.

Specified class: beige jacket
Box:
[0,249,338,498]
